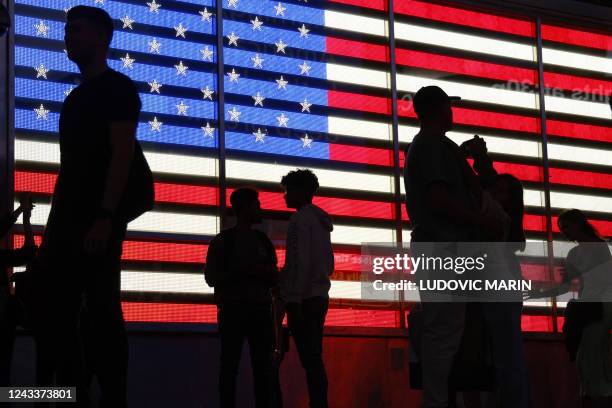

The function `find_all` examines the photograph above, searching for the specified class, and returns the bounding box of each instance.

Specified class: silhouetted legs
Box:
[482,302,530,408]
[34,224,127,408]
[287,296,329,408]
[218,302,277,408]
[420,301,466,408]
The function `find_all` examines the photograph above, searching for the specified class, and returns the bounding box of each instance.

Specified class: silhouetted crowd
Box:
[1,5,611,408]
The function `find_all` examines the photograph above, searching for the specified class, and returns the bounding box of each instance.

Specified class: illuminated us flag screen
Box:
[10,0,612,330]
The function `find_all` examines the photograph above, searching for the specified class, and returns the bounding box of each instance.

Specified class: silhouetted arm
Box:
[101,121,137,214]
[473,152,498,189]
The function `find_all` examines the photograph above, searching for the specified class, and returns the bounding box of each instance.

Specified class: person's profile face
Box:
[247,199,263,224]
[64,18,106,63]
[558,219,579,241]
[284,187,299,209]
[440,100,453,131]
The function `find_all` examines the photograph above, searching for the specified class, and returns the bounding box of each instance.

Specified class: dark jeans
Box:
[218,301,281,408]
[33,224,128,408]
[286,296,329,408]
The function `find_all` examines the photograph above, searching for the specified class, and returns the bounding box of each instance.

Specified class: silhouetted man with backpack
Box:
[34,6,153,407]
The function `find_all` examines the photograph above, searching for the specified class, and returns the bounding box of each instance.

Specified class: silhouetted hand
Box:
[20,195,34,222]
[84,218,112,255]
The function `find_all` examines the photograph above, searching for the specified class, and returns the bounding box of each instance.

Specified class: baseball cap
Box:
[413,86,461,118]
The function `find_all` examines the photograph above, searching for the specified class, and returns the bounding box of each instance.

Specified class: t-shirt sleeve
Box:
[414,139,455,188]
[108,76,142,122]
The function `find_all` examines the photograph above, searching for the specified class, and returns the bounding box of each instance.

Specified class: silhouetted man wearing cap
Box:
[404,86,501,408]
[35,6,153,408]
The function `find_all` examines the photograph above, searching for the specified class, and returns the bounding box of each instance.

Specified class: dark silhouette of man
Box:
[403,86,502,408]
[205,188,281,408]
[34,6,152,408]
[280,170,334,408]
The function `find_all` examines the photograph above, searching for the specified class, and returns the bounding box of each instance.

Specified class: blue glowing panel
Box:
[14,0,219,148]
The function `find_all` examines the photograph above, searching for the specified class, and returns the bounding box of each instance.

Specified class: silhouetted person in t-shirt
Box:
[33,6,152,408]
[205,188,281,408]
[404,86,503,408]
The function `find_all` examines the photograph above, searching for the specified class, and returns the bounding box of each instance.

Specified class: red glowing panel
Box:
[394,0,535,38]
[541,24,612,51]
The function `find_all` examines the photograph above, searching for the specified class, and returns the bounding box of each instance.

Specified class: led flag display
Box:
[11,0,612,330]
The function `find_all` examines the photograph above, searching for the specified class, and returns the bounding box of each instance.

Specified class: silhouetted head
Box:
[230,188,262,225]
[413,86,460,133]
[491,174,526,248]
[65,6,113,65]
[558,209,601,242]
[281,169,319,209]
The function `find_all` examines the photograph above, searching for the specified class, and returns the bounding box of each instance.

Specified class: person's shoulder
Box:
[104,69,138,91]
[211,227,236,245]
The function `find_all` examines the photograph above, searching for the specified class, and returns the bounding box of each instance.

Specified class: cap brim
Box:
[449,96,461,101]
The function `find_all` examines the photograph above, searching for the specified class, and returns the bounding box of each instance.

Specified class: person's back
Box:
[47,67,143,245]
[281,203,334,302]
[206,226,278,304]
[404,132,475,243]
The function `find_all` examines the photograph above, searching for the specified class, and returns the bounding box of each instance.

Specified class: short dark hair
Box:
[281,169,319,197]
[229,188,259,214]
[66,6,114,46]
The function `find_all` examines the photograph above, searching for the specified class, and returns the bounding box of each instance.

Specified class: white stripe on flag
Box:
[15,139,218,178]
[226,159,394,193]
[329,117,391,141]
[327,63,389,89]
[399,125,542,158]
[324,10,387,37]
[394,22,536,61]
[396,74,538,110]
[543,47,612,75]
[19,202,219,236]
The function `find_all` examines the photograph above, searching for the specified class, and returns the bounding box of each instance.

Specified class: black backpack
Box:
[116,142,154,223]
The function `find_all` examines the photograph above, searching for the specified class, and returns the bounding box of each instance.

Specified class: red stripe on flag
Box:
[326,37,389,62]
[489,162,543,183]
[394,0,535,38]
[549,167,612,190]
[329,144,394,167]
[328,90,391,115]
[14,171,56,194]
[325,309,398,327]
[544,71,612,96]
[521,315,553,332]
[395,48,538,84]
[122,302,218,323]
[398,100,611,142]
[121,302,399,327]
[122,241,207,264]
[154,184,218,206]
[227,189,396,221]
[14,171,219,206]
[398,99,541,134]
[542,24,612,51]
[327,0,386,11]
[547,119,612,143]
